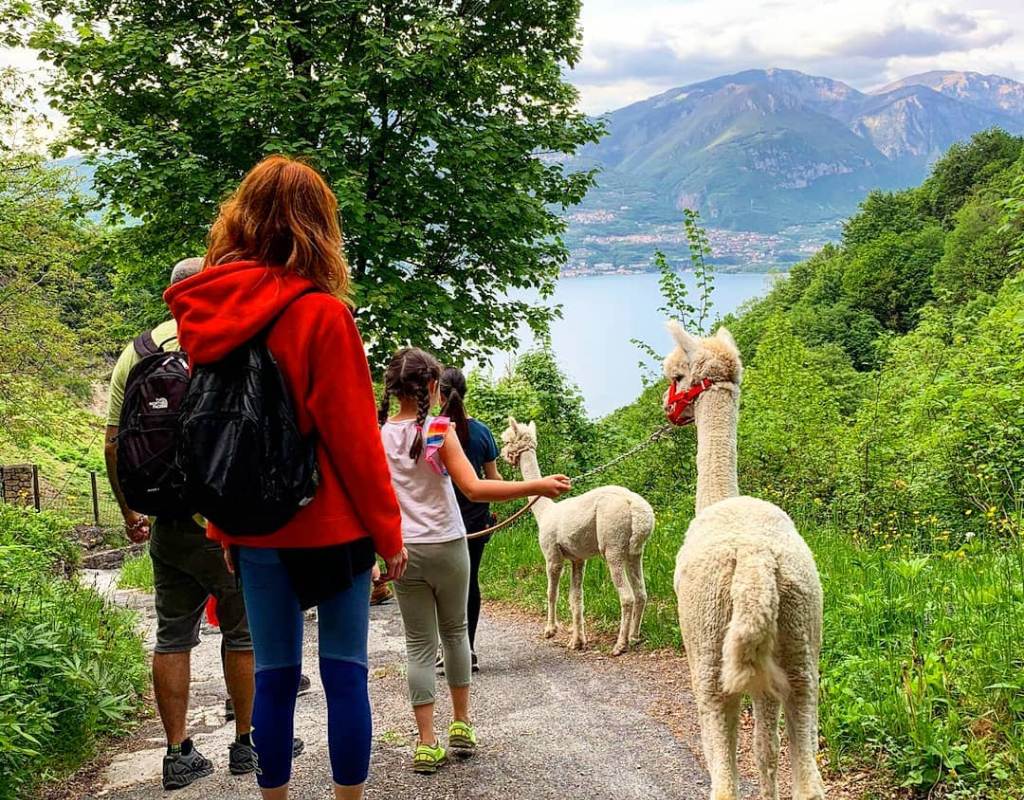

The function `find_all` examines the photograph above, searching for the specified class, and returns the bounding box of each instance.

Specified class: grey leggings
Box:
[394,538,472,706]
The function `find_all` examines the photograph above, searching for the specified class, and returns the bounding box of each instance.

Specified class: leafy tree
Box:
[933,191,1020,305]
[724,246,839,363]
[729,245,888,371]
[842,189,924,250]
[789,299,882,371]
[29,0,602,368]
[1004,155,1024,268]
[842,225,944,333]
[0,73,98,437]
[468,348,596,478]
[921,128,1023,227]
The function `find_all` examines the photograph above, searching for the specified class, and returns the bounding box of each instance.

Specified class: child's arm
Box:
[439,426,570,501]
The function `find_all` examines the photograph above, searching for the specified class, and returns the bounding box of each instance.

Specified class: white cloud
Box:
[572,0,1024,113]
[4,0,1024,123]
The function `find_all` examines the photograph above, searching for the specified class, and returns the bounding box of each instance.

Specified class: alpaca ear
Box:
[507,415,518,430]
[715,326,737,350]
[667,320,700,360]
[528,421,537,437]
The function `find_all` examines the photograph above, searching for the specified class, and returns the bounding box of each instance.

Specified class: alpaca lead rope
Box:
[567,423,676,485]
[464,423,676,540]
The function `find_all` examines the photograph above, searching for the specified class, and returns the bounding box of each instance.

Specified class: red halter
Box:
[665,378,714,426]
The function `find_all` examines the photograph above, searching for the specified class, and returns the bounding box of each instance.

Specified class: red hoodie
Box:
[164,260,403,558]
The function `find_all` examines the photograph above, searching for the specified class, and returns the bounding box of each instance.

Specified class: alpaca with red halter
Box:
[663,322,826,800]
[664,377,714,426]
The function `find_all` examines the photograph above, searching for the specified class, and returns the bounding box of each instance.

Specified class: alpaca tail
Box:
[627,498,655,555]
[720,552,789,699]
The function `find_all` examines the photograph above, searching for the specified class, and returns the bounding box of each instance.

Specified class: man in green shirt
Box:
[104,258,283,789]
[105,318,180,537]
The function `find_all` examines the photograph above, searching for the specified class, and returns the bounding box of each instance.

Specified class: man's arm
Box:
[104,425,150,542]
[105,337,152,544]
[103,425,130,513]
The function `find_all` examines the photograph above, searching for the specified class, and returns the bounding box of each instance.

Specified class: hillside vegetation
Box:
[474,130,1024,798]
[0,79,149,799]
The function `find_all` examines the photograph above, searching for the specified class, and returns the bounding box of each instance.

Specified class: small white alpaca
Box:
[663,324,825,800]
[501,418,655,655]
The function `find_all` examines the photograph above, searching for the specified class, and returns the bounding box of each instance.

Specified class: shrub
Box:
[738,315,852,509]
[0,505,147,800]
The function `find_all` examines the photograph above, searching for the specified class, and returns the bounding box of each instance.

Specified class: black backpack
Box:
[116,332,191,517]
[176,296,319,536]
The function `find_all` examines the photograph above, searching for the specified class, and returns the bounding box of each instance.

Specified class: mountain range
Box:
[564,69,1024,272]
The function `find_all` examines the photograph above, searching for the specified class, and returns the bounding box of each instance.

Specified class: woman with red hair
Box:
[167,155,407,800]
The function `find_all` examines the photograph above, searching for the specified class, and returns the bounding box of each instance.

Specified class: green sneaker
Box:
[413,740,447,774]
[447,720,477,754]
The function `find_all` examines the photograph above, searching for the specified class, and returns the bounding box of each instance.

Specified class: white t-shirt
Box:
[381,419,466,544]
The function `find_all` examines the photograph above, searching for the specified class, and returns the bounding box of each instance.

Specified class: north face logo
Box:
[148,397,169,410]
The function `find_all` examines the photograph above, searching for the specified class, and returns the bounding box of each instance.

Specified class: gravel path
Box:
[73,570,757,800]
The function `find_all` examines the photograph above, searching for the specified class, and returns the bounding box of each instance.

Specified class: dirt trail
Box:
[72,570,768,800]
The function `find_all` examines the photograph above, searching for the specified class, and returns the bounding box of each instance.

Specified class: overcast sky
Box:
[4,0,1024,121]
[574,0,1024,113]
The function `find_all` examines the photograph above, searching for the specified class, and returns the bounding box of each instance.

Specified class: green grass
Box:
[479,504,692,650]
[480,511,1024,797]
[118,547,154,592]
[810,525,1024,795]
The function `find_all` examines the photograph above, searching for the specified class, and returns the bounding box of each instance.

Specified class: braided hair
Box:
[378,347,443,461]
[439,367,471,450]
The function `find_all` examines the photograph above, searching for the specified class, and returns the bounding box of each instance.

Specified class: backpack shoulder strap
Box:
[132,330,161,358]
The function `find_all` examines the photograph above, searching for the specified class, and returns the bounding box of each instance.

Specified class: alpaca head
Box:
[662,323,743,424]
[500,416,537,467]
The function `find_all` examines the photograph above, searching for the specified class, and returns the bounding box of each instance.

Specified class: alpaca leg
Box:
[625,553,647,645]
[568,560,587,650]
[693,687,742,800]
[784,670,825,800]
[753,693,781,800]
[606,554,634,656]
[544,557,563,639]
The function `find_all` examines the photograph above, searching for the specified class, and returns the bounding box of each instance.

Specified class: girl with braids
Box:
[379,348,571,774]
[438,367,501,672]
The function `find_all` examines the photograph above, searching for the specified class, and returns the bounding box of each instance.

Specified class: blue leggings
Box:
[238,547,372,789]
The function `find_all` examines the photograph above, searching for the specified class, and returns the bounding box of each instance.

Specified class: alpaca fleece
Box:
[664,323,826,800]
[501,419,655,656]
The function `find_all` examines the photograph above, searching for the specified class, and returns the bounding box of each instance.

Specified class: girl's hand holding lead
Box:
[538,475,572,498]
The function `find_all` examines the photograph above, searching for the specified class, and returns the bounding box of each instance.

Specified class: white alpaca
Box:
[663,324,825,800]
[500,418,655,655]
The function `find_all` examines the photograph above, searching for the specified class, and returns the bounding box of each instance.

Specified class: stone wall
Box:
[1,463,38,508]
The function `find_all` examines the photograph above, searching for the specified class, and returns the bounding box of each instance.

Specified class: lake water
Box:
[493,272,775,417]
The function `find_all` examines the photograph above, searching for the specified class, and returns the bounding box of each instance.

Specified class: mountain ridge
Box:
[876,70,1024,118]
[565,67,1024,268]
